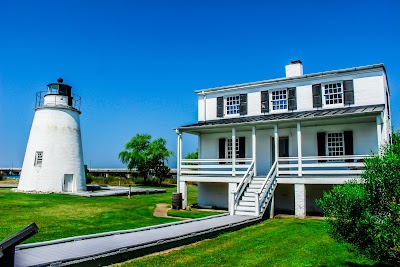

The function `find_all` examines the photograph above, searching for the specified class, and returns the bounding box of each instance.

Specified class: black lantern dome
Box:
[47,78,73,106]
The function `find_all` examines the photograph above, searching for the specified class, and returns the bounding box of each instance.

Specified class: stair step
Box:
[235,210,257,216]
[244,192,257,197]
[252,178,265,181]
[246,188,258,193]
[248,184,262,189]
[238,201,255,207]
[241,196,255,201]
[236,205,255,211]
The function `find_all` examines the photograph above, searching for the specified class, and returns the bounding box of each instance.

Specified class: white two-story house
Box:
[175,61,391,218]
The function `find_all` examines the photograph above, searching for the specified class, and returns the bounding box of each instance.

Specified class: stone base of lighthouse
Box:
[18,105,86,193]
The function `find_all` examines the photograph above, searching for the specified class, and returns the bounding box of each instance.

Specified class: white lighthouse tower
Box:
[18,78,86,193]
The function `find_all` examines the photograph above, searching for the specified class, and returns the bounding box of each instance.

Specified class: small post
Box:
[252,126,257,176]
[255,192,260,216]
[232,127,236,177]
[269,195,275,219]
[297,122,302,177]
[128,185,131,199]
[230,191,235,215]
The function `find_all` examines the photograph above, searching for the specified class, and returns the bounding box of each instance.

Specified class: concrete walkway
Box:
[15,214,261,266]
[0,184,17,188]
[73,186,166,197]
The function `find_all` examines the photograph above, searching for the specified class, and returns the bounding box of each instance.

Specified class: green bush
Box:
[86,174,94,184]
[317,132,400,263]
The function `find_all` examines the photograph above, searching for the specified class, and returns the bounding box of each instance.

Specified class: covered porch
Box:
[175,105,386,216]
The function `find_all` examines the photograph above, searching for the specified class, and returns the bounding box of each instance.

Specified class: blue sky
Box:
[1,0,399,168]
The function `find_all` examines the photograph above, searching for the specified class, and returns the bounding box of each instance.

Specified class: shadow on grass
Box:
[345,262,395,267]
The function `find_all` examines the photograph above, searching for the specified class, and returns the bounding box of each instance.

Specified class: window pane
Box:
[324,82,343,105]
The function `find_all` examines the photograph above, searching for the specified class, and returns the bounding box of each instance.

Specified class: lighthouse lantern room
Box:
[18,78,86,193]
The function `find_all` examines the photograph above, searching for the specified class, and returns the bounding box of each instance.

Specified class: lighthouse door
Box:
[64,174,74,192]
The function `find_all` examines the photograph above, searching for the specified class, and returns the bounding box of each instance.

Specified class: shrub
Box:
[317,132,400,263]
[86,174,94,184]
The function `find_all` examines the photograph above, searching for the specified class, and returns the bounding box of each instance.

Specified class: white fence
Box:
[180,155,367,178]
[180,158,253,177]
[278,155,367,177]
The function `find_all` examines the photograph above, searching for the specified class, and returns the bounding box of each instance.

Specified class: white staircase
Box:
[231,161,278,217]
[235,177,265,216]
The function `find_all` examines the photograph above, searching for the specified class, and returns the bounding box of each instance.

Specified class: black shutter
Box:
[312,84,322,108]
[240,94,247,115]
[288,87,297,111]
[343,80,354,105]
[261,91,269,113]
[219,138,225,159]
[238,137,245,158]
[344,131,353,156]
[217,97,224,118]
[317,132,326,157]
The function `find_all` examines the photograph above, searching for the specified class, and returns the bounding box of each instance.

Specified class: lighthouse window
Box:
[34,151,43,167]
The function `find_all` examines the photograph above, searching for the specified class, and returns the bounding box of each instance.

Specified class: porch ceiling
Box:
[178,104,384,134]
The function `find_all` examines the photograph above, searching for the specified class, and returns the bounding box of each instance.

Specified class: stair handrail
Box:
[231,160,255,214]
[255,160,278,216]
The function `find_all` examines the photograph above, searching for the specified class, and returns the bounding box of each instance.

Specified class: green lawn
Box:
[114,218,379,267]
[0,184,201,243]
[0,185,383,266]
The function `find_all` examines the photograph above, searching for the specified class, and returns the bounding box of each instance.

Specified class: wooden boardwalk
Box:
[15,214,261,266]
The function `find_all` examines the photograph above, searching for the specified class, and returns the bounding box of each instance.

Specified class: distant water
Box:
[3,175,20,179]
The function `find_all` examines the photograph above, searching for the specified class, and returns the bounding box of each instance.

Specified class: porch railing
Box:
[255,160,278,216]
[278,155,368,177]
[230,160,255,215]
[180,158,253,177]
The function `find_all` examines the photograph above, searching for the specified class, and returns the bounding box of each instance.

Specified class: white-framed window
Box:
[226,95,240,115]
[227,138,240,158]
[271,89,288,110]
[326,132,344,156]
[34,151,43,166]
[324,82,343,105]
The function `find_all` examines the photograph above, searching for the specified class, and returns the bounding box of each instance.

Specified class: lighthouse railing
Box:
[35,91,81,111]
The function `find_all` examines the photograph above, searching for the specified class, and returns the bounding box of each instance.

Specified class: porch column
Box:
[297,122,302,177]
[294,184,306,218]
[228,182,237,215]
[274,125,279,163]
[269,195,275,219]
[180,181,187,209]
[198,134,201,158]
[376,115,382,151]
[252,126,257,176]
[203,93,207,121]
[232,128,236,177]
[176,130,182,193]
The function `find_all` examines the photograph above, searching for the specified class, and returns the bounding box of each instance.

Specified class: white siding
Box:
[198,182,228,208]
[206,97,217,121]
[200,69,387,121]
[297,85,313,111]
[198,96,204,121]
[353,75,385,107]
[247,91,260,116]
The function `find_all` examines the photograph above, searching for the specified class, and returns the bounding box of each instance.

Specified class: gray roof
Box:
[179,104,384,130]
[195,64,386,94]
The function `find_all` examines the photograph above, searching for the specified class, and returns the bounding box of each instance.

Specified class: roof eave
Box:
[176,106,384,132]
[195,64,386,95]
